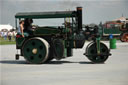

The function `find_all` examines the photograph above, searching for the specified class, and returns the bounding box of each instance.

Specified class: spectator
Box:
[12,31,17,41]
[3,31,7,40]
[0,31,4,39]
[8,31,12,41]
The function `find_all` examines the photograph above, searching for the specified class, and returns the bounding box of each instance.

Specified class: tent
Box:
[0,24,14,31]
[113,17,128,22]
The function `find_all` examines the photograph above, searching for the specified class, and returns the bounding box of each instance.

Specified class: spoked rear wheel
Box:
[120,32,128,42]
[22,37,49,64]
[86,42,109,63]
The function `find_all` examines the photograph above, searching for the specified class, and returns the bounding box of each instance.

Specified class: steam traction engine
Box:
[15,7,111,64]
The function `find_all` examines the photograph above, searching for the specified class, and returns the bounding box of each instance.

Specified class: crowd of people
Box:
[0,30,17,41]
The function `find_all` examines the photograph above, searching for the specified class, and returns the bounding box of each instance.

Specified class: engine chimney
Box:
[77,7,82,31]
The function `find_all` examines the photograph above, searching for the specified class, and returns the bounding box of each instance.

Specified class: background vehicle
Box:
[99,17,128,42]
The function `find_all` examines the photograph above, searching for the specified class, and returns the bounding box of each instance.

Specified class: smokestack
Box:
[77,7,82,31]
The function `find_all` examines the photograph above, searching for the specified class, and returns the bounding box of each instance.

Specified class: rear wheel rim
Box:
[120,33,125,42]
[22,37,49,64]
[121,33,128,42]
[123,33,128,42]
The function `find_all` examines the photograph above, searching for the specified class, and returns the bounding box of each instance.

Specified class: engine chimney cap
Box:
[77,7,82,10]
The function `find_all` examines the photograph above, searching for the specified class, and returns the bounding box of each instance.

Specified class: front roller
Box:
[22,37,49,64]
[85,42,110,63]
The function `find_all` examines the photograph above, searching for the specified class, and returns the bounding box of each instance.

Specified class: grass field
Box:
[0,37,16,45]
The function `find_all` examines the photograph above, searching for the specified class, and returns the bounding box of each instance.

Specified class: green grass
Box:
[0,37,16,45]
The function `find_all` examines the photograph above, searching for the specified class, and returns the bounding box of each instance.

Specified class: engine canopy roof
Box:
[15,11,76,19]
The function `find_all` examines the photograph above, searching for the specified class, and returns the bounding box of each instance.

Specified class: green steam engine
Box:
[15,7,111,64]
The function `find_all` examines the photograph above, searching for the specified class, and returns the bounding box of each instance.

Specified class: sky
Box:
[0,0,128,27]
